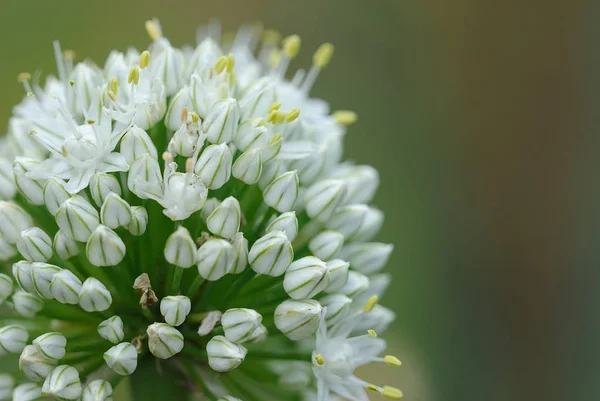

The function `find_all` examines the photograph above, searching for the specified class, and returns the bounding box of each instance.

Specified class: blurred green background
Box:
[0,1,592,400]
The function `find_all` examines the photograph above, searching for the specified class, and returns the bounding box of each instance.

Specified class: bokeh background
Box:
[0,1,592,400]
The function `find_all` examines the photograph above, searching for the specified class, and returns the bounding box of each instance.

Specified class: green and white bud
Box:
[86,225,126,267]
[266,211,298,242]
[78,278,112,312]
[258,160,285,191]
[319,293,352,325]
[327,204,383,242]
[103,342,138,375]
[324,259,350,293]
[309,231,344,261]
[204,98,240,144]
[55,196,100,242]
[30,263,61,299]
[245,324,268,343]
[49,270,82,305]
[230,232,248,274]
[334,164,379,205]
[160,296,191,327]
[147,323,184,359]
[277,362,312,391]
[194,143,232,190]
[0,238,16,262]
[127,206,148,236]
[127,155,162,200]
[100,193,132,229]
[82,380,113,401]
[283,256,330,300]
[233,119,269,151]
[164,86,191,131]
[53,231,80,261]
[206,196,241,240]
[0,274,12,305]
[263,171,299,212]
[41,365,82,400]
[260,133,283,163]
[164,227,196,268]
[206,335,247,372]
[89,173,122,207]
[232,148,263,184]
[12,382,41,401]
[338,270,369,298]
[249,231,294,277]
[97,316,124,344]
[196,239,234,281]
[168,117,203,157]
[19,345,56,382]
[0,202,32,244]
[13,158,44,205]
[352,305,396,335]
[0,325,29,355]
[33,332,66,360]
[120,126,158,164]
[12,291,44,317]
[338,243,394,275]
[217,396,242,401]
[0,159,16,200]
[304,179,347,222]
[12,261,35,293]
[17,228,53,263]
[274,299,322,341]
[200,198,220,222]
[43,178,70,216]
[221,308,262,343]
[0,374,14,400]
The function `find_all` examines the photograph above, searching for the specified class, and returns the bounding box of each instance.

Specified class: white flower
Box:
[263,171,299,212]
[327,204,383,242]
[0,325,28,355]
[12,382,41,401]
[19,345,57,382]
[12,291,44,317]
[53,231,80,260]
[100,193,133,229]
[43,178,70,216]
[0,274,12,305]
[319,293,352,326]
[147,323,184,359]
[127,206,148,236]
[206,335,247,372]
[230,232,249,274]
[274,299,322,341]
[232,148,263,184]
[160,296,191,326]
[78,278,112,312]
[249,231,293,277]
[266,211,298,241]
[55,196,100,242]
[304,179,346,222]
[338,243,394,275]
[41,365,82,400]
[32,332,66,360]
[30,263,61,299]
[86,225,126,267]
[90,173,122,207]
[324,259,350,293]
[206,196,241,239]
[13,158,45,205]
[0,202,32,244]
[221,308,262,343]
[309,231,344,261]
[82,380,113,401]
[196,239,234,281]
[338,271,369,298]
[97,316,125,344]
[204,98,240,144]
[332,164,379,205]
[283,256,330,300]
[164,226,196,268]
[0,374,14,401]
[17,228,53,262]
[103,342,138,375]
[193,143,232,190]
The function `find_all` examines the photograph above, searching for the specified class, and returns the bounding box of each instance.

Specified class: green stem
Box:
[187,275,206,298]
[130,356,192,401]
[181,358,218,401]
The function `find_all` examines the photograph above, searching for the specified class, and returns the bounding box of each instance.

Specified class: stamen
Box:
[269,101,281,112]
[185,158,194,173]
[110,78,119,95]
[368,329,378,337]
[382,386,403,399]
[145,19,163,41]
[313,43,334,69]
[285,108,300,122]
[269,49,281,69]
[63,49,76,61]
[181,107,189,122]
[162,152,173,162]
[53,41,67,82]
[17,73,32,93]
[333,110,358,125]
[364,295,379,313]
[128,67,140,85]
[366,384,380,393]
[191,112,200,124]
[384,355,402,367]
[314,353,325,365]
[226,53,235,73]
[139,50,150,69]
[214,56,228,74]
[282,35,301,58]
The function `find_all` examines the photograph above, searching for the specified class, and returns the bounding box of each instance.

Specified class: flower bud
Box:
[151,45,185,96]
[309,231,344,261]
[196,239,234,281]
[0,201,32,244]
[305,179,347,222]
[233,119,269,152]
[339,270,369,298]
[324,259,350,293]
[103,342,138,375]
[263,171,299,212]
[260,133,283,163]
[17,228,53,262]
[258,160,285,191]
[100,193,132,229]
[334,165,379,205]
[194,143,232,190]
[43,178,70,216]
[78,278,112,312]
[221,308,262,343]
[13,383,41,401]
[147,323,184,359]
[30,263,61,299]
[327,204,383,242]
[127,206,148,236]
[49,270,81,305]
[82,380,113,401]
[86,225,126,267]
[0,325,28,355]
[277,362,312,391]
[352,305,396,335]
[160,296,191,326]
[230,232,248,274]
[53,231,80,261]
[339,242,394,275]
[13,158,45,205]
[164,86,191,131]
[283,256,330,300]
[168,119,204,157]
[55,196,100,242]
[266,211,298,242]
[32,332,66,361]
[0,159,16,200]
[355,273,392,304]
[41,365,82,400]
[249,231,294,277]
[164,227,196,268]
[0,374,14,400]
[162,166,208,221]
[97,316,124,344]
[204,98,240,144]
[12,290,43,317]
[0,274,12,305]
[120,126,158,164]
[12,261,35,293]
[127,155,162,200]
[206,196,241,239]
[274,299,322,341]
[206,335,247,372]
[319,293,352,325]
[200,198,220,221]
[89,173,122,207]
[232,148,263,184]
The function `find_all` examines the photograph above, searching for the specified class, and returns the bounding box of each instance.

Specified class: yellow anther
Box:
[364,295,378,313]
[27,129,36,136]
[269,102,281,112]
[181,107,189,122]
[63,49,76,60]
[384,355,402,367]
[69,81,75,87]
[285,108,300,122]
[226,53,235,73]
[256,119,266,127]
[214,56,228,74]
[262,29,281,45]
[145,19,162,41]
[314,353,325,365]
[270,133,283,144]
[110,78,119,95]
[139,51,150,69]
[162,151,173,162]
[314,43,334,69]
[368,329,377,337]
[128,67,140,85]
[191,112,200,124]
[269,49,281,69]
[267,110,285,125]
[366,384,380,392]
[17,72,31,83]
[283,34,301,58]
[185,158,194,173]
[107,91,117,102]
[87,120,96,124]
[333,110,358,125]
[61,144,68,157]
[26,92,34,98]
[382,386,403,399]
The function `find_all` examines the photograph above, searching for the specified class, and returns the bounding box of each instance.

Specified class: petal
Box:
[27,158,71,180]
[64,168,96,194]
[97,153,129,173]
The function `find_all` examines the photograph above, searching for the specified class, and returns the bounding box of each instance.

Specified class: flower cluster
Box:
[0,19,400,401]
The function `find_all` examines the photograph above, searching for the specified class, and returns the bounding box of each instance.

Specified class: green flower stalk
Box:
[0,18,401,401]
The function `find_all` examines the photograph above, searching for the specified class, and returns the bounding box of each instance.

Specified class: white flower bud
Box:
[245,324,268,343]
[32,332,66,361]
[232,148,263,184]
[55,196,100,242]
[0,325,28,355]
[29,263,61,299]
[339,270,369,298]
[206,196,241,239]
[263,171,299,212]
[0,374,14,400]
[338,242,394,275]
[13,158,45,205]
[194,143,232,190]
[151,45,185,96]
[196,239,234,281]
[13,383,41,401]
[327,204,383,242]
[0,238,16,262]
[82,380,113,401]
[120,126,158,164]
[0,159,16,200]
[161,165,208,221]
[68,63,101,115]
[334,165,379,205]
[100,193,132,229]
[260,133,283,163]
[20,346,55,382]
[221,308,262,343]
[103,342,138,375]
[160,296,191,326]
[53,231,80,261]
[164,86,191,131]
[164,227,196,268]
[324,259,350,293]
[50,270,82,305]
[355,273,392,303]
[78,278,112,312]
[258,160,285,191]
[168,119,204,157]
[0,202,32,244]
[17,228,53,263]
[305,179,347,223]
[0,274,12,305]
[352,305,396,335]
[200,198,220,221]
[12,291,43,317]
[203,98,240,144]
[266,212,298,242]
[233,119,269,152]
[127,206,148,236]
[43,178,70,216]
[230,232,248,274]
[97,316,124,344]
[41,365,82,400]
[127,155,162,200]
[86,225,126,267]
[206,335,247,372]
[147,323,184,359]
[248,231,293,277]
[319,293,352,325]
[274,299,322,341]
[309,231,344,261]
[283,256,330,300]
[89,173,122,207]
[12,261,35,293]
[277,362,312,391]
[217,396,242,401]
